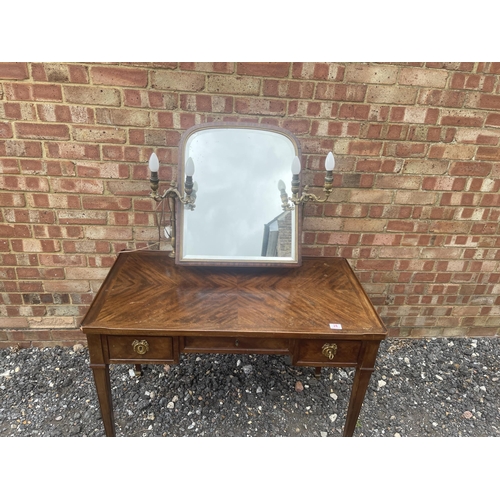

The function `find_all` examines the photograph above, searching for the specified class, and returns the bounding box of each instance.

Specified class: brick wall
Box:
[0,62,499,347]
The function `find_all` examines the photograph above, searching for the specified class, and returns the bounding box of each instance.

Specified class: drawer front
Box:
[294,339,361,366]
[183,336,291,354]
[107,335,174,362]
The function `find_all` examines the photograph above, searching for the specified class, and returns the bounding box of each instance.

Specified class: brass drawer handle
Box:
[322,343,337,360]
[132,340,149,355]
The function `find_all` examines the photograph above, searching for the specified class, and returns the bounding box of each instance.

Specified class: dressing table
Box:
[81,123,387,436]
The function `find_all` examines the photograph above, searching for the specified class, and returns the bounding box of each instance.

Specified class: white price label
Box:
[329,323,342,330]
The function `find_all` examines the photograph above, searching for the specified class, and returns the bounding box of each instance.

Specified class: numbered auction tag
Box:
[329,323,342,330]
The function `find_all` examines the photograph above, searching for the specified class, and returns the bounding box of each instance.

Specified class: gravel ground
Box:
[1,336,499,437]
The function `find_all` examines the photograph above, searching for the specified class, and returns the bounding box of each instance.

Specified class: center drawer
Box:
[182,336,291,355]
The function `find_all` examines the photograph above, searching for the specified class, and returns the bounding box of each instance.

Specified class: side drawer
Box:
[107,335,175,363]
[182,336,291,355]
[294,339,361,367]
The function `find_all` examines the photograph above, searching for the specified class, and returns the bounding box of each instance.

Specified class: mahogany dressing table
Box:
[81,122,387,436]
[81,250,387,437]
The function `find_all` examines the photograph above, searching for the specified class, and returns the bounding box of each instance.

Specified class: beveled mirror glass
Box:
[175,123,302,267]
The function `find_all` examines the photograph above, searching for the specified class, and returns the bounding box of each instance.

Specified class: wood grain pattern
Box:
[81,250,386,339]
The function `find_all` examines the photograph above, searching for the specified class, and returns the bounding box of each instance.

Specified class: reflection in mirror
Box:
[176,123,301,267]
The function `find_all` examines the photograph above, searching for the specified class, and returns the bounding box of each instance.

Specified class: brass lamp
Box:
[148,152,196,256]
[283,152,336,208]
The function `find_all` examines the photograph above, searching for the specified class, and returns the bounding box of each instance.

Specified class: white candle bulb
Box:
[278,179,286,191]
[291,156,301,175]
[325,152,335,171]
[148,152,159,173]
[185,157,195,176]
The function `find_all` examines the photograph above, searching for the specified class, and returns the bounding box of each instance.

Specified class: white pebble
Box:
[378,380,387,388]
[330,393,338,400]
[329,414,338,423]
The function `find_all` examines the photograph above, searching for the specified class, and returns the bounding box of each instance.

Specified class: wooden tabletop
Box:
[81,251,387,340]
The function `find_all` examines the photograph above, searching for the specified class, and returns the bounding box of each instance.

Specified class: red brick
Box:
[180,94,233,114]
[32,63,88,83]
[4,83,63,102]
[347,141,382,156]
[440,111,485,127]
[0,148,18,173]
[292,63,344,81]
[422,177,466,191]
[64,86,121,106]
[449,162,492,176]
[235,98,286,116]
[440,193,480,206]
[179,62,233,73]
[205,75,260,95]
[384,142,427,158]
[418,89,465,107]
[316,83,366,102]
[485,113,500,127]
[399,67,448,87]
[1,139,42,157]
[237,63,290,78]
[476,147,500,161]
[429,220,473,234]
[77,162,128,179]
[95,108,150,127]
[46,142,100,160]
[129,129,180,146]
[84,226,133,240]
[345,64,398,84]
[262,80,314,99]
[395,191,436,205]
[37,103,95,124]
[123,89,178,109]
[428,144,475,159]
[90,66,148,87]
[0,62,29,79]
[4,208,55,224]
[50,178,103,194]
[356,260,396,271]
[366,86,417,104]
[69,65,89,83]
[480,194,500,207]
[151,70,205,92]
[0,122,13,138]
[478,94,500,110]
[15,123,69,140]
[0,175,49,192]
[72,125,126,144]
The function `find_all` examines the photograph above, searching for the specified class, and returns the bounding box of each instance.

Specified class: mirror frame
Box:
[175,122,302,267]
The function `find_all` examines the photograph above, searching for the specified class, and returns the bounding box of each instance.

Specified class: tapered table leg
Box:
[91,364,116,437]
[343,340,380,437]
[87,334,116,437]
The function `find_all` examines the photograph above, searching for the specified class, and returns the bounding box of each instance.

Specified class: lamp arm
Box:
[289,185,333,206]
[151,180,196,210]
